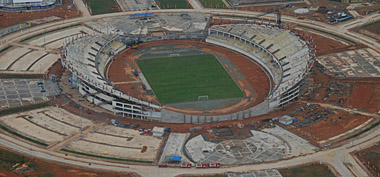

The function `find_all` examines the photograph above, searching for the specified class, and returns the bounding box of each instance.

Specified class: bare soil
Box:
[355,142,380,177]
[0,148,140,177]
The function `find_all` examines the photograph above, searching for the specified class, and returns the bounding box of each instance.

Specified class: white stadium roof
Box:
[13,0,43,3]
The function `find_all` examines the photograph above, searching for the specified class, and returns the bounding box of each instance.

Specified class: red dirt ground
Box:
[292,28,366,56]
[355,2,380,16]
[107,40,270,116]
[0,0,81,28]
[280,65,374,143]
[285,105,370,143]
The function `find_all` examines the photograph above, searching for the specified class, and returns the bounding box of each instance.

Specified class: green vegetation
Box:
[37,173,56,177]
[0,123,48,147]
[198,0,227,8]
[0,45,12,54]
[61,149,153,163]
[20,24,81,42]
[137,54,243,104]
[347,121,380,139]
[0,74,43,79]
[0,102,50,116]
[0,151,28,171]
[280,164,335,177]
[84,0,121,15]
[362,20,380,35]
[154,0,191,9]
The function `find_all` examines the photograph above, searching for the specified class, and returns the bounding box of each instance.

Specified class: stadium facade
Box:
[62,22,315,124]
[0,0,57,11]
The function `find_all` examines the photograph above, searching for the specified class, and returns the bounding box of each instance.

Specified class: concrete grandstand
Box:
[0,0,57,11]
[62,22,314,123]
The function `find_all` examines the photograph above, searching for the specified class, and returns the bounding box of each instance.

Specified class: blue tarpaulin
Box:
[129,13,154,17]
[172,156,181,161]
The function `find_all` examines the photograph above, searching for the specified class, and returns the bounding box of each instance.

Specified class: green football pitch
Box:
[154,0,191,9]
[137,54,243,104]
[84,0,121,15]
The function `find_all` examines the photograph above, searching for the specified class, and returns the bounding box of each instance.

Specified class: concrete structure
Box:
[0,0,57,11]
[279,115,293,125]
[318,48,380,78]
[62,19,313,123]
[152,127,165,137]
[0,8,380,177]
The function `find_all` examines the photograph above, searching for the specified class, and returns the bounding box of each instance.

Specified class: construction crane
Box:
[132,3,154,49]
[245,3,292,26]
[131,24,144,49]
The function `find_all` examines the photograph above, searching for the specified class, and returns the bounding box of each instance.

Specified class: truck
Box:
[195,163,207,168]
[180,162,192,168]
[208,163,220,168]
[158,164,168,168]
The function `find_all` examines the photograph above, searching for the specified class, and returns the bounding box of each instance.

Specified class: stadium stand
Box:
[62,23,313,123]
[207,24,311,109]
[62,34,161,119]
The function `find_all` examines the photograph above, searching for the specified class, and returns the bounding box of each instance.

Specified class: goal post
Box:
[169,53,180,58]
[198,95,209,101]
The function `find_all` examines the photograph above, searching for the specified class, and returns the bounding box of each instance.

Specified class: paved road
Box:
[0,8,380,177]
[74,0,91,17]
[1,117,379,177]
[188,0,203,10]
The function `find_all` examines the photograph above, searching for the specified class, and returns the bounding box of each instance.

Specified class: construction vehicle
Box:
[131,3,153,49]
[195,163,207,168]
[158,164,168,168]
[208,163,220,168]
[181,162,192,168]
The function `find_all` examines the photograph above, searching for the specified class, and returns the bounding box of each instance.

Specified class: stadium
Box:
[61,13,315,123]
[1,0,380,175]
[0,0,57,11]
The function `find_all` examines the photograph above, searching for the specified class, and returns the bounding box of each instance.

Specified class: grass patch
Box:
[20,24,81,42]
[280,164,335,177]
[199,0,227,8]
[347,121,380,139]
[362,20,380,35]
[155,0,191,9]
[84,0,121,15]
[0,151,27,171]
[0,102,50,116]
[0,45,12,54]
[61,149,152,163]
[137,54,243,104]
[0,74,43,79]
